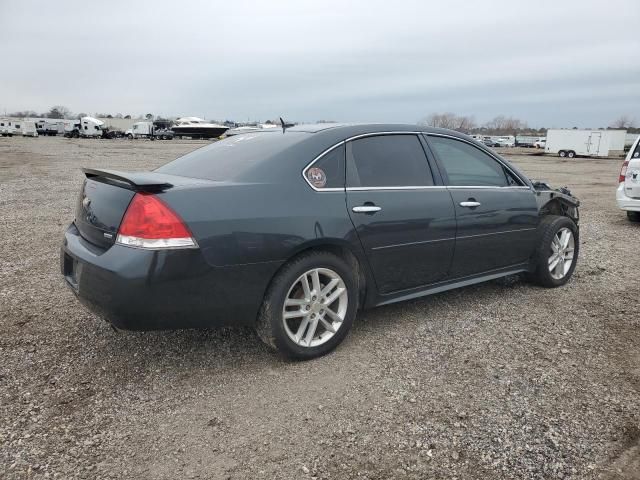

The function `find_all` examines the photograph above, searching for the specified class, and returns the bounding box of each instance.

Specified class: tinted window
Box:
[428,136,520,187]
[347,135,433,187]
[306,144,345,189]
[156,132,307,181]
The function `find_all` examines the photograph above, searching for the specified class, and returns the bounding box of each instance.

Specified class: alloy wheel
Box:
[282,268,348,348]
[548,227,575,280]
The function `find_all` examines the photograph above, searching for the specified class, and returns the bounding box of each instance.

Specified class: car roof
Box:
[273,123,474,144]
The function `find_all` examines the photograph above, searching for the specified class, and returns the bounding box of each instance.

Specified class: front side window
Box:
[305,144,345,189]
[428,136,521,187]
[346,135,433,188]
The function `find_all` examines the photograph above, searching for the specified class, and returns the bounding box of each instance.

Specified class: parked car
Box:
[61,124,580,359]
[617,134,640,222]
[494,138,513,147]
[482,138,500,147]
[534,138,546,149]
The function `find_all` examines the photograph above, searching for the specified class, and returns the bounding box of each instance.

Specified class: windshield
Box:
[156,131,308,181]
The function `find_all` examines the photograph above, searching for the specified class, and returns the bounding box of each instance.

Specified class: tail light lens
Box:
[619,160,629,183]
[116,193,197,249]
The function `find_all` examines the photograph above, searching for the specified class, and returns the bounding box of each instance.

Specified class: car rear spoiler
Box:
[82,168,174,192]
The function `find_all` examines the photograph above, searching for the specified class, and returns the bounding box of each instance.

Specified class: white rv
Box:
[0,119,15,136]
[36,119,64,136]
[21,121,38,137]
[545,129,627,158]
[1,119,24,136]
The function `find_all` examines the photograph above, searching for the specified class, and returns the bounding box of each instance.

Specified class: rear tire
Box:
[567,150,576,158]
[256,251,358,360]
[527,215,579,287]
[627,211,640,222]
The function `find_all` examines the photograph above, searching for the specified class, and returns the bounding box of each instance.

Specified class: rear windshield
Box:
[156,132,308,181]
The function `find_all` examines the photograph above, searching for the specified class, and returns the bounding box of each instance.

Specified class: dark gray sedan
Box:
[61,124,580,359]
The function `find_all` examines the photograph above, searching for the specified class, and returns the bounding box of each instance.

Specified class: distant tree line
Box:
[3,106,637,133]
[4,106,136,120]
[420,112,638,135]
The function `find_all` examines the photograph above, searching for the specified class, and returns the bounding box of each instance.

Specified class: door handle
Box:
[352,205,382,213]
[460,201,481,208]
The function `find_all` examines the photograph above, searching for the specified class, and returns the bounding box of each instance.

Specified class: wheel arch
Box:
[264,239,372,315]
[539,197,579,224]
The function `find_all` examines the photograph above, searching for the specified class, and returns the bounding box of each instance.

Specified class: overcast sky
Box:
[0,0,638,127]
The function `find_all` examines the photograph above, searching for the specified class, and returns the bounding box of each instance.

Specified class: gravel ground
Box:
[1,136,638,480]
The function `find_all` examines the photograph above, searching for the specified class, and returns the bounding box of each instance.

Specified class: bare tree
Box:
[610,115,635,129]
[455,115,476,132]
[421,112,475,132]
[48,105,71,119]
[483,115,527,135]
[8,110,39,118]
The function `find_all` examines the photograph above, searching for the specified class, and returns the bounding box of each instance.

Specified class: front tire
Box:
[627,211,640,222]
[567,150,576,158]
[256,251,358,360]
[527,215,579,287]
[559,150,567,158]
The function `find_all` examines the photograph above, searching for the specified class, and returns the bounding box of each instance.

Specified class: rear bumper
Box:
[616,183,640,211]
[61,223,280,330]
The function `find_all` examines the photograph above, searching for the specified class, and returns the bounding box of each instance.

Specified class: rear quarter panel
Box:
[159,182,362,268]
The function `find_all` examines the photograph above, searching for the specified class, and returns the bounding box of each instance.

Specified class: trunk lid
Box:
[75,178,136,249]
[74,169,211,249]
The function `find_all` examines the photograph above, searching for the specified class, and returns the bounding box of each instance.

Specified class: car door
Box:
[425,134,539,279]
[345,133,456,294]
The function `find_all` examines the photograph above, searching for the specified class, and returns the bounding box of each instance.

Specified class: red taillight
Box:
[619,160,629,183]
[116,193,196,249]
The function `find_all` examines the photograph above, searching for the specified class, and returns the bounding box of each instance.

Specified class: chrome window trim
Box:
[425,132,532,189]
[301,131,533,192]
[302,132,426,191]
[344,131,423,142]
[447,185,530,190]
[301,141,346,192]
[346,186,447,191]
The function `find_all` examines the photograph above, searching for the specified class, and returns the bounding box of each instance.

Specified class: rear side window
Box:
[346,135,433,188]
[428,136,521,187]
[305,144,345,189]
[156,132,307,181]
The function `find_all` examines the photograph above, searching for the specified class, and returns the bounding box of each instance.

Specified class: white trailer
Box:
[516,135,542,147]
[21,121,38,137]
[545,129,627,158]
[36,119,64,136]
[0,118,15,136]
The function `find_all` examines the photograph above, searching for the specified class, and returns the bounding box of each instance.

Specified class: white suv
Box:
[617,135,640,222]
